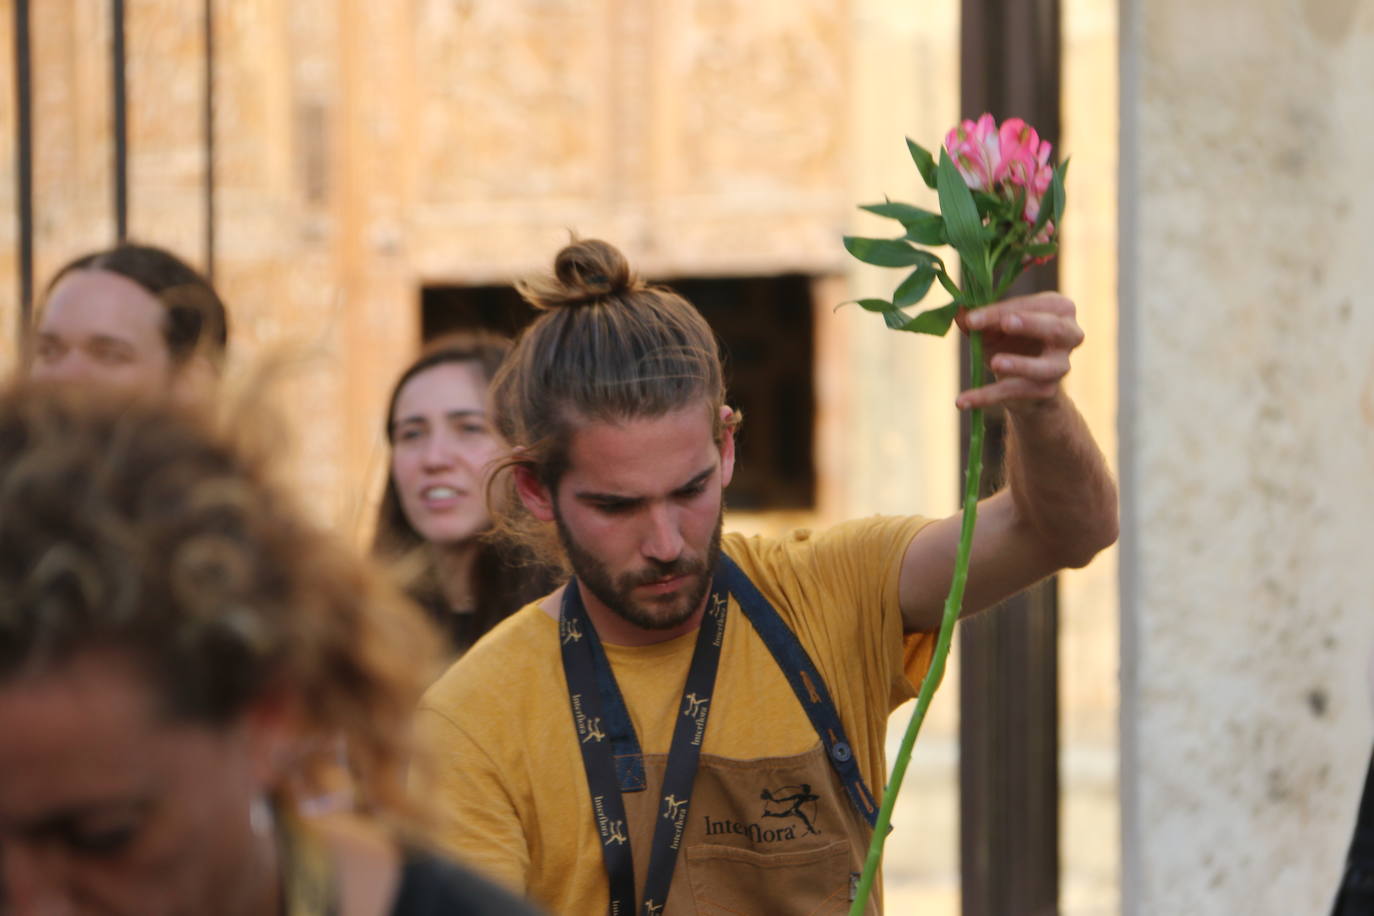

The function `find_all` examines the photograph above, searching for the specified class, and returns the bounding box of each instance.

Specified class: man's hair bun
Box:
[519,238,639,311]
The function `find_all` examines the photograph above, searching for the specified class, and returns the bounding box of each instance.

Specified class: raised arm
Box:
[898,291,1118,633]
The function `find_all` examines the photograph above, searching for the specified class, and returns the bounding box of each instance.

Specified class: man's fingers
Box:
[970,310,1084,350]
[963,292,1076,326]
[955,377,1059,410]
[989,351,1071,382]
[953,291,1083,410]
[1004,312,1083,349]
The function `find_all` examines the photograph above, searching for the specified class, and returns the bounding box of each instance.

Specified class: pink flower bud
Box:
[944,114,1058,242]
[996,118,1054,196]
[944,113,1001,192]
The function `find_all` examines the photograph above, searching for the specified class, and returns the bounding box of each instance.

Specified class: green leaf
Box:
[906,138,938,189]
[972,190,1002,219]
[846,297,899,313]
[860,201,937,223]
[843,236,940,268]
[902,215,946,246]
[990,246,1021,291]
[935,267,962,299]
[891,302,960,336]
[936,150,991,301]
[1024,242,1058,259]
[883,308,914,330]
[859,202,947,245]
[892,265,937,308]
[1050,158,1068,226]
[1031,191,1054,237]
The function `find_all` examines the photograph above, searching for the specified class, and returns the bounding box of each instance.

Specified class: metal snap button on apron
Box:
[830,742,852,763]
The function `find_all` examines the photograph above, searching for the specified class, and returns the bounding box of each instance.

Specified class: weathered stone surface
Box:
[1121,1,1374,911]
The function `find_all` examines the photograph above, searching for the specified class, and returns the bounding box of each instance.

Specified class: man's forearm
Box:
[1003,389,1118,568]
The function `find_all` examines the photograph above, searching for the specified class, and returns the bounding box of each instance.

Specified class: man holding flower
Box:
[413,216,1115,914]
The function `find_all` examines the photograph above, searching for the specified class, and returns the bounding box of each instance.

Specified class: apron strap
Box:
[718,554,883,829]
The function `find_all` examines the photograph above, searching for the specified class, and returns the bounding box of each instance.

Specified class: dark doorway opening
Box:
[420,273,816,512]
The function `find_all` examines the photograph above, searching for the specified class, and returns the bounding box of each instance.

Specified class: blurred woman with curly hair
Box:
[0,385,544,915]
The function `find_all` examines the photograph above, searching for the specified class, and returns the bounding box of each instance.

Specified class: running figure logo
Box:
[662,794,688,821]
[604,819,628,846]
[581,717,606,744]
[760,784,821,835]
[682,693,709,718]
[643,901,664,916]
[561,617,583,644]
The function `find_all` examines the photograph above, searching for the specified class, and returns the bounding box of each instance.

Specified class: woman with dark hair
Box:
[27,242,229,402]
[0,384,545,915]
[372,333,559,657]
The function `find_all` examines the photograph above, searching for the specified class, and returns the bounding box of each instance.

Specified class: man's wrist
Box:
[1004,386,1069,424]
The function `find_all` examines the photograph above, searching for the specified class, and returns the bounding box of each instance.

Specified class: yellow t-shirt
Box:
[414,515,934,914]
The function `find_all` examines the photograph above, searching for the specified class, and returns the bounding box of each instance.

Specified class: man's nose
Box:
[641,503,683,563]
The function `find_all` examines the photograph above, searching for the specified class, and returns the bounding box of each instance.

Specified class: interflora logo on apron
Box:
[701,783,823,843]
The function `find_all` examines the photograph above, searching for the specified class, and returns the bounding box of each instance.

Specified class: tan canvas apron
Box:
[621,745,881,915]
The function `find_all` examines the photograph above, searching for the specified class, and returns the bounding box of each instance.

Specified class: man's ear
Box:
[513,464,556,522]
[718,405,737,489]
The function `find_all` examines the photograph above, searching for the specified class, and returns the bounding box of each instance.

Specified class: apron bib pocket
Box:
[685,839,854,915]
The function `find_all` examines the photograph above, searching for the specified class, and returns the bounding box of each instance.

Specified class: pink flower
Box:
[941,113,1059,254]
[1024,193,1042,226]
[995,118,1053,195]
[944,113,1000,192]
[944,115,1056,234]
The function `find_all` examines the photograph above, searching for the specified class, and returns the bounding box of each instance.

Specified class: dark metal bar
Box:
[957,2,1063,914]
[14,0,34,330]
[112,0,127,240]
[203,0,215,280]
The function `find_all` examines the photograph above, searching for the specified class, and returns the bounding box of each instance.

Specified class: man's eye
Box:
[90,344,133,365]
[61,822,139,857]
[395,427,424,443]
[675,483,708,500]
[594,502,635,516]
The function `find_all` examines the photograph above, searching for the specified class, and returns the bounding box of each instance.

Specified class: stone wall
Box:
[1,0,867,530]
[1120,0,1374,911]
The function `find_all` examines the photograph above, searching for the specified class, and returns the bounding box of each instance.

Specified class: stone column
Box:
[1120,1,1374,912]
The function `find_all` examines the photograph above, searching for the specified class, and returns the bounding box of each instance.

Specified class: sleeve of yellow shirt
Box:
[411,703,531,896]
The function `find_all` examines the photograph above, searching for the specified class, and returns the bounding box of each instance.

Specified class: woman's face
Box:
[0,651,280,916]
[390,360,503,547]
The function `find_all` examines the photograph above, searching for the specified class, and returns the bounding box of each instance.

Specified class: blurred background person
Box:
[372,333,560,658]
[25,243,228,404]
[0,385,544,915]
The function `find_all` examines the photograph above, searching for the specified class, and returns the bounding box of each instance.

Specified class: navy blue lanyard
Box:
[561,553,881,916]
[560,573,729,916]
[716,555,882,828]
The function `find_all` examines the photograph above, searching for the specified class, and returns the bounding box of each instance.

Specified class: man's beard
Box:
[557,508,724,632]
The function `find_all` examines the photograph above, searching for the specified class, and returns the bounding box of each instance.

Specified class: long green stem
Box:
[849,331,986,916]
